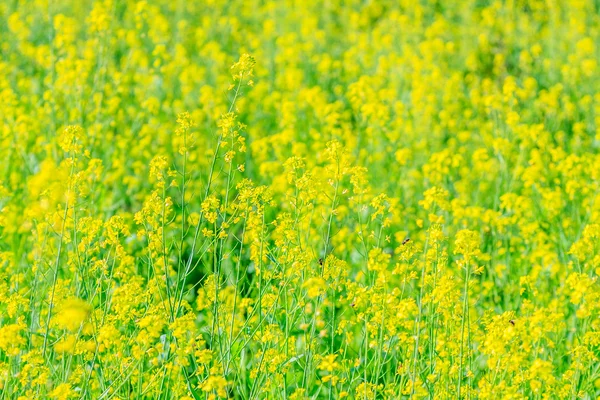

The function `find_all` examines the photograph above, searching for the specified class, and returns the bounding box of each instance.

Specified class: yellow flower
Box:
[49,383,76,400]
[54,298,91,331]
[318,354,339,372]
[199,375,229,398]
[0,323,26,356]
[454,229,481,260]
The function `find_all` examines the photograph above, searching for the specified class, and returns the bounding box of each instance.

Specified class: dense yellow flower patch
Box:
[1,0,600,398]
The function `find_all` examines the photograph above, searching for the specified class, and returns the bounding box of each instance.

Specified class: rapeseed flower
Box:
[1,0,600,398]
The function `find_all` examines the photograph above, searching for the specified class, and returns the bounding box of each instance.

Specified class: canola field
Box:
[1,1,600,399]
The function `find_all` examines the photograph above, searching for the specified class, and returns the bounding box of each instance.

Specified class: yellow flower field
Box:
[1,0,600,398]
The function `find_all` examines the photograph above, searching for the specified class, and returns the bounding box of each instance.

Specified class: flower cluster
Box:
[1,0,599,399]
